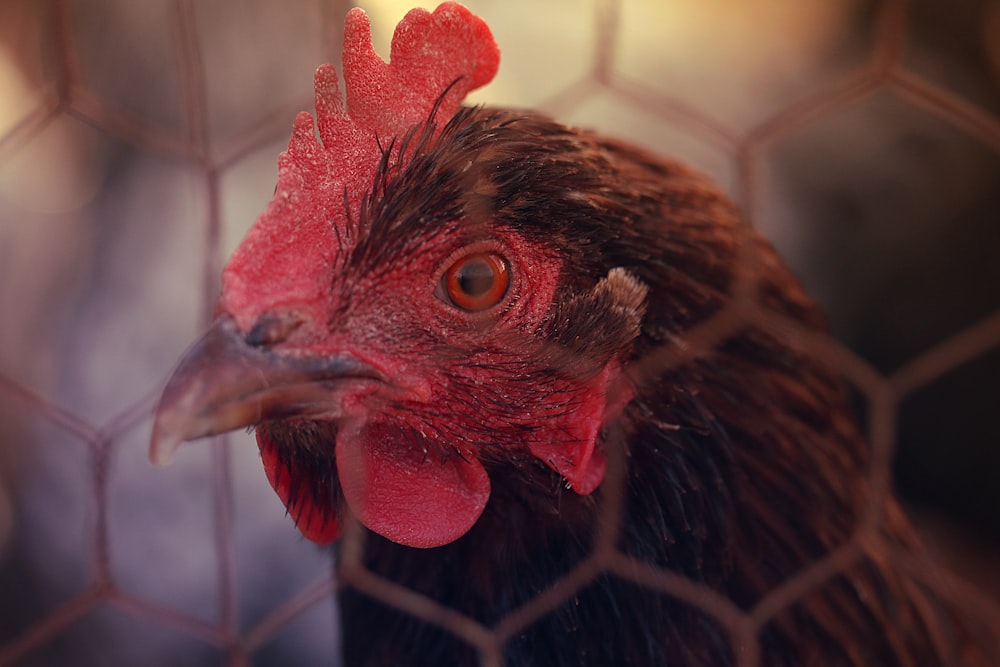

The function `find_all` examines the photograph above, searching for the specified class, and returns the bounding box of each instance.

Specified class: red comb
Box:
[288,2,499,195]
[221,2,499,329]
[342,3,499,137]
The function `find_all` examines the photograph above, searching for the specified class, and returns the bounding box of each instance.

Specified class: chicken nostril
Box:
[244,312,304,348]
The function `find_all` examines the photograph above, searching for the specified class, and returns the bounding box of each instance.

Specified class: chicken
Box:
[150,3,999,666]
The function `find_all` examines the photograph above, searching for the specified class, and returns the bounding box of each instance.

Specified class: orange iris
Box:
[443,252,510,311]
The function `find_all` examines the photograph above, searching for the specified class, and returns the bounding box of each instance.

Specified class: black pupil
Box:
[457,259,496,297]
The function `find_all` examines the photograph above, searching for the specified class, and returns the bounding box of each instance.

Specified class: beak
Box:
[150,316,380,465]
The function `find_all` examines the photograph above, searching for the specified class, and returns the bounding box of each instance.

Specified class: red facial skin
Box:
[229,215,630,547]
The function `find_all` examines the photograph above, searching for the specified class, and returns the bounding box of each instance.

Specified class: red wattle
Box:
[257,430,342,545]
[336,422,491,549]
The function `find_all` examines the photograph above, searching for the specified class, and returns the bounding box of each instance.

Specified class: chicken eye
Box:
[441,252,510,311]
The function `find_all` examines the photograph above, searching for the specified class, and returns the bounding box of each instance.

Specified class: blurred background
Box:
[0,0,997,664]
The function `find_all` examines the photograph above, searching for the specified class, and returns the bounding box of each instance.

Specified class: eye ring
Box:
[440,252,510,312]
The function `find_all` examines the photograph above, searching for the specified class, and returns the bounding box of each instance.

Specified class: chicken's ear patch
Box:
[336,422,491,548]
[527,361,625,495]
[546,268,648,368]
[529,268,647,495]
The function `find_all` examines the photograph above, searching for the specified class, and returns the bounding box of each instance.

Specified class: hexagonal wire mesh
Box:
[0,0,998,665]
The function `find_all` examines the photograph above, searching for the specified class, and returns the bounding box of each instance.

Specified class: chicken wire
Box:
[0,0,998,665]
